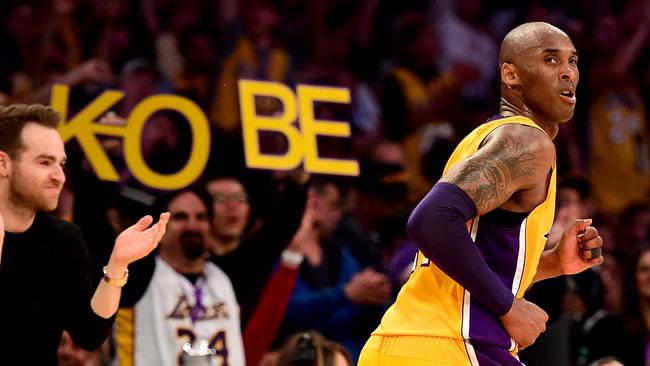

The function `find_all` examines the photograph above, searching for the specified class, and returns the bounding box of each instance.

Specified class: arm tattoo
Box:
[450,137,536,209]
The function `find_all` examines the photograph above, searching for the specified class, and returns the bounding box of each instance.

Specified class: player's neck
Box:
[0,192,37,233]
[499,97,558,139]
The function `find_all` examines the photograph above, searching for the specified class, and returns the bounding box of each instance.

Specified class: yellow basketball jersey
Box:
[590,82,650,214]
[373,116,556,358]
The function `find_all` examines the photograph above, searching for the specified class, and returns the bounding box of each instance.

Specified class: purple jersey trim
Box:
[465,209,529,365]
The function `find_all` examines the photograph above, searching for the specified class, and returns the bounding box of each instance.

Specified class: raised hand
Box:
[554,219,604,275]
[64,58,115,86]
[500,298,548,349]
[108,212,170,271]
[286,191,317,253]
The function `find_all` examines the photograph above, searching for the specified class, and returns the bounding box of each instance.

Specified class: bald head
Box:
[498,21,579,130]
[500,22,570,65]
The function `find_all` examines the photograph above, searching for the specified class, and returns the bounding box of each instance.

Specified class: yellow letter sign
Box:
[50,84,210,190]
[239,80,359,176]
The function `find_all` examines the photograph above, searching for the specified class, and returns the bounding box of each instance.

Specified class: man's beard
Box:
[9,170,58,212]
[179,231,206,260]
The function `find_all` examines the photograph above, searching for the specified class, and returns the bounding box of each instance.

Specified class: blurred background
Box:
[2,0,650,365]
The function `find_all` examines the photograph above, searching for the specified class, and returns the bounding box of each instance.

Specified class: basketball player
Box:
[115,188,244,366]
[0,104,170,365]
[358,22,604,365]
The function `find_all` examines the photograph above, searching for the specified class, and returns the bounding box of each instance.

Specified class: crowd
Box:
[1,0,650,365]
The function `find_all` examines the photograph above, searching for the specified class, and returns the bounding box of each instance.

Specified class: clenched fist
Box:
[500,298,549,349]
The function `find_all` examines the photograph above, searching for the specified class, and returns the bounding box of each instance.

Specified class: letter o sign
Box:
[124,95,211,190]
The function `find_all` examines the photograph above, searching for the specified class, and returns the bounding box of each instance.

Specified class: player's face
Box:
[206,179,250,241]
[163,192,210,260]
[635,251,650,299]
[8,123,66,212]
[517,31,579,123]
[313,183,342,238]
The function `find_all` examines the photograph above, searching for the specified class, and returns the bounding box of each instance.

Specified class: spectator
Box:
[0,104,169,365]
[584,246,650,365]
[588,3,650,215]
[243,194,315,366]
[275,330,353,366]
[115,188,244,366]
[281,177,391,362]
[205,171,309,325]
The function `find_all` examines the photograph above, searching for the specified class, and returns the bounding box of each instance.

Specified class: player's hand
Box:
[500,298,548,349]
[107,212,170,274]
[555,219,604,275]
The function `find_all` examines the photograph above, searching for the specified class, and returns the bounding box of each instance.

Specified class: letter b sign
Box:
[239,80,359,176]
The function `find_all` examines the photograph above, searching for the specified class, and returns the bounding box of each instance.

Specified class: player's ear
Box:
[501,62,521,89]
[0,151,11,178]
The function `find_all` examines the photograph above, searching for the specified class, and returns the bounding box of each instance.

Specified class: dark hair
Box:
[151,186,214,220]
[310,175,345,197]
[620,202,650,226]
[557,176,591,200]
[0,104,60,159]
[276,330,352,366]
[357,160,408,202]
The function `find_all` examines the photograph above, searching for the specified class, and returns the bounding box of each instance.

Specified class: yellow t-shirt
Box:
[590,83,650,214]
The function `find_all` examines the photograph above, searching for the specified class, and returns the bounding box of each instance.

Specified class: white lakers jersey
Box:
[116,257,245,366]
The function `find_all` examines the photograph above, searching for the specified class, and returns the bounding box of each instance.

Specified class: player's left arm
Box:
[533,219,603,283]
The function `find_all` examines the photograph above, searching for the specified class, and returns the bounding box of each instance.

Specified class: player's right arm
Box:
[407,124,553,348]
[441,124,555,215]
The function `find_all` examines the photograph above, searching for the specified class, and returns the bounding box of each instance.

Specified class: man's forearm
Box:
[90,261,127,318]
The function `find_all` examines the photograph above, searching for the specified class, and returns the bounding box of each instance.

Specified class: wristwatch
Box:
[102,266,129,287]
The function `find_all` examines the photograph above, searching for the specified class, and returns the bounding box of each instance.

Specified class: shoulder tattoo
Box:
[449,137,536,209]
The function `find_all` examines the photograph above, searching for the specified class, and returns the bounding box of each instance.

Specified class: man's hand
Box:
[106,212,170,276]
[286,191,316,253]
[500,298,548,349]
[554,219,604,275]
[344,268,391,306]
[62,58,115,86]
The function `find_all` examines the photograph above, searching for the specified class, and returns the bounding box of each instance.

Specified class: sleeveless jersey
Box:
[373,116,556,358]
[115,257,245,366]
